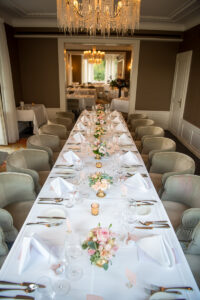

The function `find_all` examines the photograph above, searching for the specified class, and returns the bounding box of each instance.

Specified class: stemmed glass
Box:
[65,234,83,281]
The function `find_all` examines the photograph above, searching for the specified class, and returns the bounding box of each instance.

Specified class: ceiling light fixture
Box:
[57,0,141,36]
[83,47,105,64]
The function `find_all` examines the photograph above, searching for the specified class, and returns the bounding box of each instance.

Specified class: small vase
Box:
[96,189,106,198]
[96,259,108,267]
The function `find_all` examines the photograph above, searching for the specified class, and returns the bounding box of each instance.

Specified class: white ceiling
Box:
[0,0,200,31]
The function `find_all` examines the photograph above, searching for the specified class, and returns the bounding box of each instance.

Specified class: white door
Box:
[169,51,192,137]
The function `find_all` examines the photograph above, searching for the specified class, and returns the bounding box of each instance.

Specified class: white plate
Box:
[136,205,151,215]
[41,208,67,218]
[149,291,180,299]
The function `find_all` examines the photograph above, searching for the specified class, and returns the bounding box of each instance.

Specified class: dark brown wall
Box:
[179,25,200,129]
[136,41,179,111]
[5,24,22,103]
[125,51,132,81]
[72,55,82,83]
[17,38,60,108]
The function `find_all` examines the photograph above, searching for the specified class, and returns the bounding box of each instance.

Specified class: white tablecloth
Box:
[16,104,48,134]
[67,88,97,100]
[0,111,199,300]
[111,98,129,113]
[66,94,96,110]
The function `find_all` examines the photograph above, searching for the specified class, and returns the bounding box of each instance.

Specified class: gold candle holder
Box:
[95,154,101,160]
[91,203,99,216]
[96,189,106,198]
[96,162,102,168]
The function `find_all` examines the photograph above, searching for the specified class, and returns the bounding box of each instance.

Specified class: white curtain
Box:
[0,22,19,143]
[82,59,94,83]
[105,54,117,83]
[0,89,7,145]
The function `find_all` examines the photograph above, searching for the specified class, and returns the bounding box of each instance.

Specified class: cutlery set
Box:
[126,173,148,178]
[135,220,170,229]
[144,283,193,298]
[0,280,46,297]
[26,221,62,227]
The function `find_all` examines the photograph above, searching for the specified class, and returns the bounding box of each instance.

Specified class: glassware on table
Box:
[64,192,76,208]
[65,234,83,281]
[53,279,71,297]
[124,201,138,225]
[35,276,54,300]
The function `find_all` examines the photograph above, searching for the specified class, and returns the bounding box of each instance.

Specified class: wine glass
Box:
[35,276,54,300]
[65,234,83,281]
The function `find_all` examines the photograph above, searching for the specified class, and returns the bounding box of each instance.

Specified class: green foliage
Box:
[94,60,105,81]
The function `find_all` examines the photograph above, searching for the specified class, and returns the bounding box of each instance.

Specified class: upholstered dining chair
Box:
[56,111,75,122]
[7,149,51,194]
[130,118,155,140]
[127,113,148,130]
[0,226,8,267]
[141,137,176,169]
[27,134,61,166]
[49,117,73,131]
[39,123,69,147]
[0,172,36,238]
[150,152,195,194]
[161,175,200,230]
[134,126,165,151]
[176,208,200,287]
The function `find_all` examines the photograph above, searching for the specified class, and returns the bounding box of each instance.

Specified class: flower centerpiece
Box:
[96,110,106,125]
[110,78,129,98]
[82,223,118,270]
[96,104,105,111]
[94,125,106,139]
[89,172,113,197]
[92,140,108,160]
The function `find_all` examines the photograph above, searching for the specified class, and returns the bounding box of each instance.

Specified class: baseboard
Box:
[135,110,170,129]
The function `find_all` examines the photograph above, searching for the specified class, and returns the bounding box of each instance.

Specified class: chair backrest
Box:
[131,118,154,131]
[0,151,8,165]
[27,134,60,152]
[161,175,200,208]
[54,117,72,130]
[128,113,147,122]
[7,149,50,172]
[67,98,79,111]
[0,172,36,207]
[142,136,176,155]
[56,111,75,122]
[39,124,67,139]
[135,126,164,141]
[150,152,195,175]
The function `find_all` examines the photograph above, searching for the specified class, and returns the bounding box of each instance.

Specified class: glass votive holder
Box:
[91,203,99,216]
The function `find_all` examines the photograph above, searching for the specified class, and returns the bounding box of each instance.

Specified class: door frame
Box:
[169,50,192,137]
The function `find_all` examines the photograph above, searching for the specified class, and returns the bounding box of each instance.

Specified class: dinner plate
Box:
[149,291,179,299]
[41,207,67,218]
[136,205,151,215]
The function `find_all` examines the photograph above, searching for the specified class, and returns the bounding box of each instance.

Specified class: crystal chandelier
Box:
[57,0,141,36]
[83,48,105,64]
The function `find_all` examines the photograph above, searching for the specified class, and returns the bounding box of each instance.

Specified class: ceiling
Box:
[0,0,200,31]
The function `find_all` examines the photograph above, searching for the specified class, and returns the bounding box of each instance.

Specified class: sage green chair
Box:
[141,137,176,169]
[134,126,165,152]
[176,208,200,287]
[0,227,8,267]
[0,172,36,237]
[38,123,69,147]
[130,119,154,140]
[127,113,147,124]
[56,111,75,122]
[27,134,61,166]
[7,149,51,194]
[51,117,73,131]
[161,175,200,229]
[150,152,195,194]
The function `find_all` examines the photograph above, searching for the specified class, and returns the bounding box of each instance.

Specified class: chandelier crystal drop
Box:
[83,48,105,64]
[57,0,141,36]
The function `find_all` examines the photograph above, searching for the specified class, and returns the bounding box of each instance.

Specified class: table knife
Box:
[0,281,45,288]
[37,216,66,219]
[0,296,34,300]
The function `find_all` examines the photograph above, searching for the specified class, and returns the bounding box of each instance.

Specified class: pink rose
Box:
[97,228,110,242]
[88,249,96,256]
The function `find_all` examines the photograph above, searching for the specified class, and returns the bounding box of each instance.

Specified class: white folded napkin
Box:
[110,110,119,117]
[77,122,87,131]
[115,123,127,132]
[19,234,52,274]
[120,151,140,166]
[51,177,75,197]
[81,115,89,123]
[63,150,81,166]
[118,133,132,145]
[73,132,86,143]
[113,116,121,123]
[125,173,149,191]
[136,235,175,267]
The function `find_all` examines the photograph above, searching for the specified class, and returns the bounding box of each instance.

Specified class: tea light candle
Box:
[91,202,99,216]
[96,162,102,168]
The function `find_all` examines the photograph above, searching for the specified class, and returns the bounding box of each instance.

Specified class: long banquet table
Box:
[0,110,199,300]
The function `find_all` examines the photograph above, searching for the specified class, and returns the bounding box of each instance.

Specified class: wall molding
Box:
[179,119,200,158]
